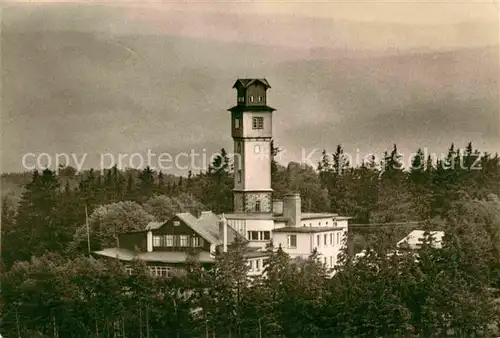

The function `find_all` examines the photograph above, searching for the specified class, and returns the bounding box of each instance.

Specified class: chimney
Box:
[273,199,284,214]
[283,193,301,226]
[146,231,153,252]
[218,213,228,252]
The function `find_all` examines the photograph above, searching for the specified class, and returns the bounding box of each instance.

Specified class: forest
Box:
[1,141,500,337]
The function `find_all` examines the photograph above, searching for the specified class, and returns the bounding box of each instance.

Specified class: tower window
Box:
[255,201,261,212]
[237,97,244,103]
[237,170,242,183]
[254,145,261,154]
[252,117,264,129]
[258,96,263,102]
[249,95,254,102]
[234,118,240,129]
[236,142,242,153]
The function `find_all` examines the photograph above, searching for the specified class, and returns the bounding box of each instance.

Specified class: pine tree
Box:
[9,169,60,264]
[137,166,155,201]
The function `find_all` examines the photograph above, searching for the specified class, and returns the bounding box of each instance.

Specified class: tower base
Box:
[233,190,273,213]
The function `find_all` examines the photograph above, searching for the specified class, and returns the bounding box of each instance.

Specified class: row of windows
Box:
[316,232,343,247]
[149,266,173,277]
[125,266,175,277]
[153,235,203,248]
[237,96,264,103]
[302,221,337,227]
[248,258,265,272]
[247,230,270,241]
[285,232,344,249]
[234,117,264,130]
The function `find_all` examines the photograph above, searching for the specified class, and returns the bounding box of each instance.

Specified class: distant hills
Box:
[2,5,498,174]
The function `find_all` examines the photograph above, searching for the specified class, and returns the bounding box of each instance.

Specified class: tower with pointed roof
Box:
[228,79,275,213]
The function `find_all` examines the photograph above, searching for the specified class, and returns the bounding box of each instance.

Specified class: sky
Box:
[1,1,499,174]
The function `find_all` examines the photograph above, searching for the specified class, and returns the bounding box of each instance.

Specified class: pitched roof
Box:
[232,78,271,89]
[198,211,245,245]
[176,212,219,244]
[397,230,444,248]
[176,211,245,246]
[145,221,163,230]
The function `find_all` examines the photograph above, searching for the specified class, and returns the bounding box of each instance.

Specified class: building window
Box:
[180,235,189,247]
[236,142,241,153]
[317,235,320,247]
[248,231,259,241]
[237,96,244,103]
[235,118,240,129]
[258,96,263,102]
[237,170,242,183]
[249,260,254,271]
[149,266,171,277]
[125,266,133,275]
[173,220,180,227]
[324,257,327,265]
[255,201,261,212]
[249,95,254,102]
[248,231,270,241]
[252,117,264,129]
[324,234,327,246]
[287,234,297,248]
[337,232,340,245]
[192,236,201,247]
[255,259,260,271]
[330,256,333,267]
[165,235,173,247]
[254,145,261,153]
[330,233,333,245]
[153,236,161,247]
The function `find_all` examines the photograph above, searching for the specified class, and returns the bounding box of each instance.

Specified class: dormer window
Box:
[173,220,180,226]
[258,96,263,102]
[249,96,254,102]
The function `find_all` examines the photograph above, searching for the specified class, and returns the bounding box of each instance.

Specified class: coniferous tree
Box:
[10,169,60,264]
[137,166,155,201]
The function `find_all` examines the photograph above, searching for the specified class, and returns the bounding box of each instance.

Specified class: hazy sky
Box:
[10,0,498,24]
[1,1,499,173]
